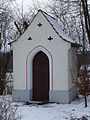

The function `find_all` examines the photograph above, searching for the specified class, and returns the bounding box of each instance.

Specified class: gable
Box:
[11,11,72,49]
[11,10,78,46]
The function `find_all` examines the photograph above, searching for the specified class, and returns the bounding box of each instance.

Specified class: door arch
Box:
[33,51,49,101]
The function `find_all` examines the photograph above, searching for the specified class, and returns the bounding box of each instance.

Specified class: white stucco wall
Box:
[12,11,73,91]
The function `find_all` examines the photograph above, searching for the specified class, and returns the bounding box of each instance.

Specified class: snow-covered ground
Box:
[16,96,90,120]
[0,95,90,120]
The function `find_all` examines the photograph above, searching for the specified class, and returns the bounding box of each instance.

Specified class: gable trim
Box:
[10,10,80,47]
[41,11,77,45]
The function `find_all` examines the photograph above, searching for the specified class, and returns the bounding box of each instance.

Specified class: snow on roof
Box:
[42,11,75,44]
[10,10,79,45]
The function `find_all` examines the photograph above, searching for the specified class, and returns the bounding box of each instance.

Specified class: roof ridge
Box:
[41,10,56,21]
[37,9,56,21]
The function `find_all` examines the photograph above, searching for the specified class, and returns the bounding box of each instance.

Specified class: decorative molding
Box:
[48,36,53,41]
[28,37,32,40]
[37,22,42,27]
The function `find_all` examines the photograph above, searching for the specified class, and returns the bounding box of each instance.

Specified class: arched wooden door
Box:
[33,51,49,101]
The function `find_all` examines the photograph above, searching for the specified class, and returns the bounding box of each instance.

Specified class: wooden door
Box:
[33,51,49,101]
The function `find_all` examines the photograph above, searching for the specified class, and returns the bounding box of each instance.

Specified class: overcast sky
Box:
[16,0,49,11]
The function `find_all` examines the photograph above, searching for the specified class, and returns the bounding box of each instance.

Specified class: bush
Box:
[0,96,21,120]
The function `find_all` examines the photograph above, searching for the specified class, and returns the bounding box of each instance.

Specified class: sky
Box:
[16,0,48,5]
[16,0,49,11]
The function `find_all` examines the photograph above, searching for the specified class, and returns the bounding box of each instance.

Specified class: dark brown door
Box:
[33,51,49,101]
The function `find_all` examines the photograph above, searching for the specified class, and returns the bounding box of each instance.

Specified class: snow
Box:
[1,95,90,120]
[43,12,75,44]
[16,96,90,120]
[87,65,90,71]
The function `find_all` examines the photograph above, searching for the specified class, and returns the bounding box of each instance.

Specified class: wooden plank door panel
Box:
[33,51,49,101]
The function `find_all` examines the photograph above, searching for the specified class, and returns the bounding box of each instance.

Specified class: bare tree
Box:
[47,0,90,107]
[0,0,36,95]
[47,0,90,46]
[0,0,13,95]
[0,96,21,120]
[81,0,90,44]
[9,0,36,41]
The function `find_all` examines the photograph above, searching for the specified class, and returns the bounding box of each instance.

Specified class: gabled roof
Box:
[10,10,80,46]
[41,11,74,44]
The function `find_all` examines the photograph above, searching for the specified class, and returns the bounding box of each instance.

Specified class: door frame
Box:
[26,45,53,100]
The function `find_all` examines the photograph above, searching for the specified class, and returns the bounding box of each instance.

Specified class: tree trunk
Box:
[81,0,90,44]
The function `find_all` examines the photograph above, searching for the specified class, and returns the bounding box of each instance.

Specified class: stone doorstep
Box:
[25,101,56,105]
